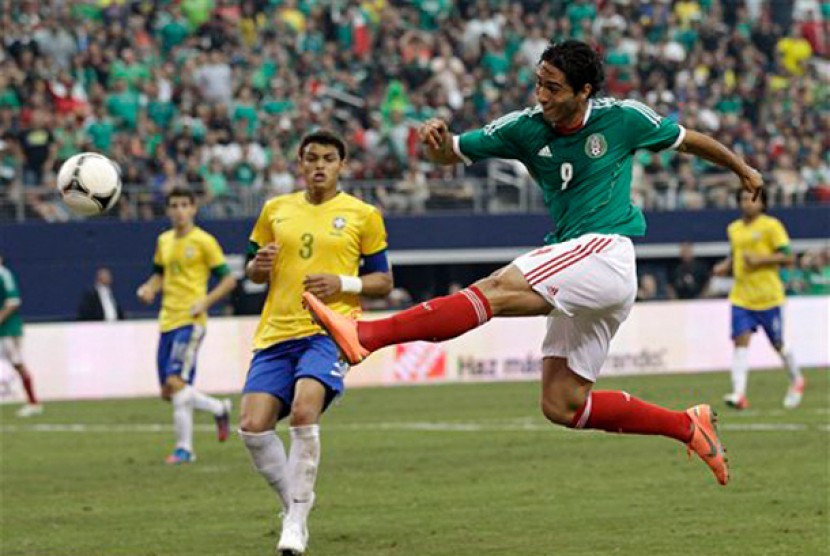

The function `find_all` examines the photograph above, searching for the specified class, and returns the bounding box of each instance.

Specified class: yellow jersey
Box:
[249,191,388,349]
[153,227,229,332]
[728,214,790,311]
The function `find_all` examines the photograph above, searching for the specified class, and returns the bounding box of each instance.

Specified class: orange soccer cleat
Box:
[723,392,750,410]
[686,404,729,486]
[302,292,370,365]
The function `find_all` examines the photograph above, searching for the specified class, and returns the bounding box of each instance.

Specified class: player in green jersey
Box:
[305,40,763,487]
[0,255,42,417]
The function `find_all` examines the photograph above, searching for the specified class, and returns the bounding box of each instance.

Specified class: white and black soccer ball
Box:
[56,152,122,216]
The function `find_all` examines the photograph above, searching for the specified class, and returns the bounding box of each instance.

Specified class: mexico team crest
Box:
[585,133,607,158]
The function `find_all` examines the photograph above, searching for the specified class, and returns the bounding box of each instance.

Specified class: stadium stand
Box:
[0,0,827,222]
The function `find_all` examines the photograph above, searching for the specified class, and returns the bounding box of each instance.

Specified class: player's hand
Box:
[739,166,764,201]
[303,273,341,300]
[712,260,730,277]
[418,118,450,151]
[743,253,761,270]
[251,243,279,274]
[136,284,156,304]
[190,299,207,317]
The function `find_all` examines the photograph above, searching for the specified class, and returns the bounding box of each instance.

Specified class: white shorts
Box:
[0,337,23,366]
[512,234,637,382]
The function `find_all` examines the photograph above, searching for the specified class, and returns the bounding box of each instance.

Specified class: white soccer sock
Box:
[171,387,194,452]
[183,385,225,416]
[731,346,750,397]
[287,424,320,525]
[780,349,802,382]
[240,430,291,511]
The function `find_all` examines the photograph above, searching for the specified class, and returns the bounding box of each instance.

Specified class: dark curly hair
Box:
[736,187,768,210]
[299,129,347,160]
[539,40,604,98]
[166,186,196,205]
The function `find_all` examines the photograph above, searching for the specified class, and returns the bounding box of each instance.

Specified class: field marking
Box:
[1,421,828,434]
[724,407,829,418]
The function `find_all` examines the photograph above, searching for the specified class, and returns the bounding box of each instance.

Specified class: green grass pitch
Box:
[1,369,827,555]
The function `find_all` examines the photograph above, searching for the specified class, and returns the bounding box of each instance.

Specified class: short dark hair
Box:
[166,187,196,205]
[736,187,768,210]
[539,40,604,98]
[298,129,347,160]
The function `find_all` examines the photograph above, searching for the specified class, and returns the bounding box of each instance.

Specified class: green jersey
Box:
[0,264,23,337]
[457,98,684,243]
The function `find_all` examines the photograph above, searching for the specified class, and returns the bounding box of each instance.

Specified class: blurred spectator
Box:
[362,286,413,310]
[77,267,125,322]
[668,242,710,299]
[14,110,56,187]
[784,248,830,296]
[447,281,464,295]
[636,273,662,302]
[777,25,813,76]
[229,276,268,316]
[263,156,295,197]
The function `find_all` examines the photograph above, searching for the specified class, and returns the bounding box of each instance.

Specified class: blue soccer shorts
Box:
[243,334,347,419]
[731,305,783,347]
[157,325,205,386]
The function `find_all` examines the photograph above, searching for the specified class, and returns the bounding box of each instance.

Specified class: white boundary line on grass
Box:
[2,422,828,433]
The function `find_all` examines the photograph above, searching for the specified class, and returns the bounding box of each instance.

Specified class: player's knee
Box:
[540,398,576,427]
[239,412,272,434]
[474,274,503,296]
[289,401,320,427]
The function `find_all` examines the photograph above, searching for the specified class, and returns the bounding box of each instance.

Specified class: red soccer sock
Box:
[358,287,492,352]
[20,372,39,405]
[570,391,693,443]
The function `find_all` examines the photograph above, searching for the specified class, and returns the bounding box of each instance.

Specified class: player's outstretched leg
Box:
[544,362,728,486]
[214,398,232,442]
[184,386,232,441]
[685,405,730,485]
[303,285,492,364]
[564,391,729,486]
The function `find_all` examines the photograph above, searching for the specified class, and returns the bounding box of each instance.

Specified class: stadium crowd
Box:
[0,0,828,222]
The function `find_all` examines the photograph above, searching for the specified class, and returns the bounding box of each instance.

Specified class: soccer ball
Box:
[56,152,122,216]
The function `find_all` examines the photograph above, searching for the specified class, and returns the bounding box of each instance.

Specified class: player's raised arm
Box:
[419,118,464,166]
[677,130,763,198]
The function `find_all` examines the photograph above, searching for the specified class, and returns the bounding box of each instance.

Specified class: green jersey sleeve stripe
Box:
[620,100,661,126]
[211,263,231,279]
[246,241,260,261]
